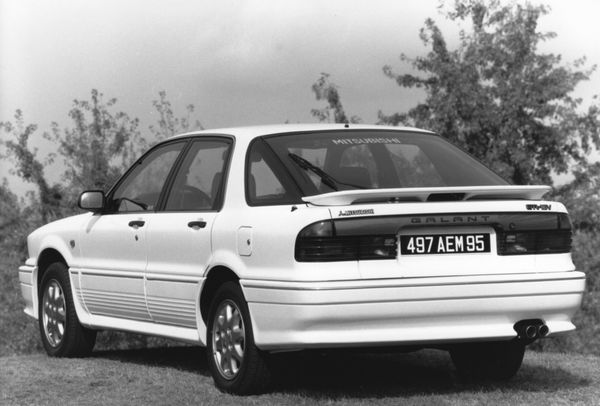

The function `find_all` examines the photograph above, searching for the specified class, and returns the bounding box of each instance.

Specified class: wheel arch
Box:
[37,248,68,294]
[200,265,241,324]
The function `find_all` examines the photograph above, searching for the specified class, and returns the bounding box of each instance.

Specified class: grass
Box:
[1,347,599,405]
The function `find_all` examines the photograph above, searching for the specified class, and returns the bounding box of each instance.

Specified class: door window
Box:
[110,141,185,212]
[164,139,232,211]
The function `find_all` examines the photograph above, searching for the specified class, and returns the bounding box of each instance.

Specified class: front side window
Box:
[164,139,232,211]
[110,141,185,212]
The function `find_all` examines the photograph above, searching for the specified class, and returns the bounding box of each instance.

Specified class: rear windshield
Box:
[264,130,508,195]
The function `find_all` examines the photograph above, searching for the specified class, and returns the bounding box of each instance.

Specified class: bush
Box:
[532,231,600,354]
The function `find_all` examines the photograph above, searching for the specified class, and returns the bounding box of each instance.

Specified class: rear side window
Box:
[246,140,300,206]
[164,138,232,211]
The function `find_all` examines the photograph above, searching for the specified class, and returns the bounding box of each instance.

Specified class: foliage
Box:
[45,89,146,207]
[1,89,201,220]
[380,0,600,186]
[533,230,600,355]
[1,111,63,223]
[0,181,23,238]
[551,163,600,232]
[148,90,204,139]
[311,73,361,124]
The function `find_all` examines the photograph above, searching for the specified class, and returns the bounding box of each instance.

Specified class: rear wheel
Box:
[38,262,96,357]
[206,282,271,394]
[450,340,525,380]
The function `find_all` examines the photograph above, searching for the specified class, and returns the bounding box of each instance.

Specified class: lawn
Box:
[1,347,598,405]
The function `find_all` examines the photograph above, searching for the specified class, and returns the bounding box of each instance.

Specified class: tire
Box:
[206,282,271,394]
[38,262,97,357]
[450,340,525,381]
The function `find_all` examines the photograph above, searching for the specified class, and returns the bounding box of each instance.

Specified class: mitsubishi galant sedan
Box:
[19,124,585,394]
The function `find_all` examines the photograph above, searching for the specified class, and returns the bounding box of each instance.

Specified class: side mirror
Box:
[78,190,105,212]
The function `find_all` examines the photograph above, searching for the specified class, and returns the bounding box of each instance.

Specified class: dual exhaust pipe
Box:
[514,320,549,342]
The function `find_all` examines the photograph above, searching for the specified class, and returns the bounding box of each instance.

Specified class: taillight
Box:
[497,230,572,255]
[497,213,572,255]
[295,220,397,262]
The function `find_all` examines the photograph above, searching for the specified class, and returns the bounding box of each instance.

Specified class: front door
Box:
[78,141,186,321]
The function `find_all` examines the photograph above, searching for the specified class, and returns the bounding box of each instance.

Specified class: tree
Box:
[553,163,600,232]
[380,0,600,186]
[1,110,62,223]
[45,89,145,204]
[148,90,204,139]
[311,73,361,124]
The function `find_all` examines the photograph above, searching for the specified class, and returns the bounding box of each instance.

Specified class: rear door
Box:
[144,137,233,327]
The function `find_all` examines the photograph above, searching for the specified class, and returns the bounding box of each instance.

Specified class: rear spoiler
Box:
[302,185,552,206]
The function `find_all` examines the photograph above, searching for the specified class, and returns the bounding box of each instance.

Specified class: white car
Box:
[19,124,584,394]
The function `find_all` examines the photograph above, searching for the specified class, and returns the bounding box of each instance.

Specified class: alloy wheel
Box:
[42,280,67,347]
[211,299,245,379]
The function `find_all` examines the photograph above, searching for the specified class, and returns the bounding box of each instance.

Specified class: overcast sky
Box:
[1,0,599,195]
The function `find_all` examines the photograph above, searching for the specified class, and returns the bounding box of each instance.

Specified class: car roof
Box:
[168,123,434,140]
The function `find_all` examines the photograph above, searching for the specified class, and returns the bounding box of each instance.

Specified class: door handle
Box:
[128,220,145,228]
[188,220,207,229]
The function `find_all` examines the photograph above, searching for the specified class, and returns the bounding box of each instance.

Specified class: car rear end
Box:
[246,198,583,349]
[241,127,585,351]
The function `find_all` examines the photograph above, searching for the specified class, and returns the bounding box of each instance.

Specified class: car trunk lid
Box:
[317,197,573,279]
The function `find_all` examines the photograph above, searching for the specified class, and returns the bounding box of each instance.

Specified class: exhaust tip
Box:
[514,319,547,342]
[524,325,538,339]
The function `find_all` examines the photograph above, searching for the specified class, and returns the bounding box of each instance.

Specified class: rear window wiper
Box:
[288,153,367,191]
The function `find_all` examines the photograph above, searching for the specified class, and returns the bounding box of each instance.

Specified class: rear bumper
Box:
[241,271,585,350]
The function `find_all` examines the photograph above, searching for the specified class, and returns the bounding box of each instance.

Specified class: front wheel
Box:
[450,340,525,381]
[38,262,96,357]
[206,282,271,394]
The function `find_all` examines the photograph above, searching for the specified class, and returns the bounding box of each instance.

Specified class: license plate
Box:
[400,233,490,255]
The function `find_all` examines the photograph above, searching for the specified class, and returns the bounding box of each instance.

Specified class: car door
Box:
[144,137,233,327]
[78,140,187,321]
